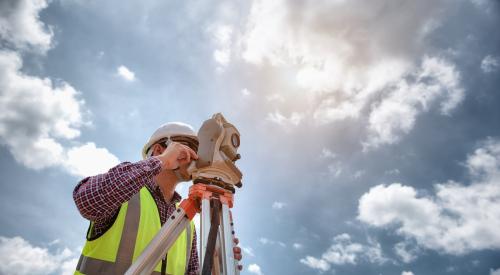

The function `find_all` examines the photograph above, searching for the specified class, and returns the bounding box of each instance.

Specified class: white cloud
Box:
[0,236,78,275]
[293,243,303,250]
[327,163,343,178]
[259,237,270,245]
[481,55,500,73]
[491,268,500,275]
[313,98,363,124]
[353,170,365,179]
[300,256,331,272]
[364,57,464,149]
[266,111,304,126]
[300,233,387,271]
[214,49,230,66]
[402,271,415,275]
[117,65,136,81]
[467,138,500,176]
[394,241,419,263]
[60,257,79,275]
[235,0,464,149]
[259,237,286,248]
[323,234,364,265]
[358,138,500,255]
[65,142,120,177]
[327,234,376,265]
[0,50,119,178]
[248,263,263,275]
[241,245,255,257]
[320,148,344,178]
[0,50,81,168]
[470,0,490,9]
[0,51,83,139]
[320,148,336,159]
[265,93,285,102]
[0,1,119,178]
[241,88,251,96]
[240,0,288,66]
[385,169,401,175]
[272,201,286,209]
[240,0,450,90]
[0,0,53,53]
[364,238,387,264]
[211,25,233,67]
[47,239,61,246]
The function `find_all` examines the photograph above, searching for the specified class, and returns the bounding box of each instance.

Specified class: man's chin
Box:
[175,165,193,182]
[177,176,192,183]
[174,169,192,183]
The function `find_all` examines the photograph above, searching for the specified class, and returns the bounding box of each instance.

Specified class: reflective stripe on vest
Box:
[75,188,194,275]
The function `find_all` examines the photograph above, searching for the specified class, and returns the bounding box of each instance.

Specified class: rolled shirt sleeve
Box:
[73,157,162,221]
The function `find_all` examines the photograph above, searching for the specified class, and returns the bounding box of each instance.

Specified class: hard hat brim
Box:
[142,134,198,159]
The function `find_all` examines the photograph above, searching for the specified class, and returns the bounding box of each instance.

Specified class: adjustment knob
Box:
[233,154,241,161]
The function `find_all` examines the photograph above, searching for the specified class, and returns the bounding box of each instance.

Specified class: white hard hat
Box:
[142,122,197,159]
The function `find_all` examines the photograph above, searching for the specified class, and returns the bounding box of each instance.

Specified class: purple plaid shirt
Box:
[73,157,199,275]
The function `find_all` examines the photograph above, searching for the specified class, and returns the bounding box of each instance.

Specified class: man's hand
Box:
[156,142,198,170]
[233,237,243,270]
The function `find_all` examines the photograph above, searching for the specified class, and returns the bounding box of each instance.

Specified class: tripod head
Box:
[188,113,243,193]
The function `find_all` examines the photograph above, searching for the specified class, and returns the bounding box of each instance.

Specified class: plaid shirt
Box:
[73,157,199,275]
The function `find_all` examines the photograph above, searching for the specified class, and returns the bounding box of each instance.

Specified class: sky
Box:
[0,0,500,274]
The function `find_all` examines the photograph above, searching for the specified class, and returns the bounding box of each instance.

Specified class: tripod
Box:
[125,182,240,275]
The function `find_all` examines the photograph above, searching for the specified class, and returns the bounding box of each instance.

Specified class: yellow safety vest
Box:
[75,187,195,275]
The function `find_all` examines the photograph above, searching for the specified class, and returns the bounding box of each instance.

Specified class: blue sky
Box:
[1,0,500,274]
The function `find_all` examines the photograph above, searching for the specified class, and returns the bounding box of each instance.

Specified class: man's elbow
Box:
[78,209,99,221]
[73,178,99,221]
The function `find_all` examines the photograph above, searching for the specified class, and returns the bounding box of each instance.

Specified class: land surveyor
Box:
[73,122,242,274]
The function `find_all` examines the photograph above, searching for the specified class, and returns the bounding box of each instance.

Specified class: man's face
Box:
[152,136,198,182]
[175,162,192,182]
[171,137,198,182]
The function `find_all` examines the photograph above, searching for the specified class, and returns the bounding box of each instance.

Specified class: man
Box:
[73,122,242,275]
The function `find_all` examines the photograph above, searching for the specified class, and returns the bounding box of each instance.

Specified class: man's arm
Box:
[186,229,199,275]
[73,157,162,221]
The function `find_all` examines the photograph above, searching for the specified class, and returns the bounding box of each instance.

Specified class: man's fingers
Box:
[184,147,191,163]
[186,146,198,160]
[160,142,198,169]
[178,144,197,161]
[177,146,191,163]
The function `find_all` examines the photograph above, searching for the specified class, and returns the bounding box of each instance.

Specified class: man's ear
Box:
[151,143,165,156]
